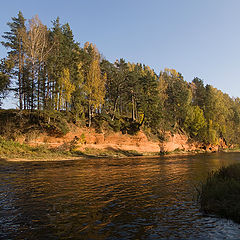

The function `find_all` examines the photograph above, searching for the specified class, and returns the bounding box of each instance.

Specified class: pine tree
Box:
[160,68,192,128]
[71,61,85,122]
[1,11,26,109]
[0,59,13,106]
[47,17,78,111]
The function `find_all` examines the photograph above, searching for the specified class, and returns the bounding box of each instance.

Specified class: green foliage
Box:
[184,106,206,138]
[0,58,13,106]
[33,111,70,136]
[109,118,122,132]
[0,72,9,105]
[120,118,141,135]
[79,133,86,144]
[207,120,218,144]
[0,136,73,159]
[0,136,32,155]
[160,68,192,128]
[0,110,69,138]
[199,164,240,223]
[91,114,108,133]
[191,77,206,108]
[1,11,26,110]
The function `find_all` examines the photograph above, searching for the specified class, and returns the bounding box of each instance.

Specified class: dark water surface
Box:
[1,153,240,239]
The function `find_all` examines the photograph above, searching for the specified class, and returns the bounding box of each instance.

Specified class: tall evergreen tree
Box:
[47,17,79,111]
[0,59,13,106]
[160,68,192,128]
[191,77,206,109]
[1,11,26,109]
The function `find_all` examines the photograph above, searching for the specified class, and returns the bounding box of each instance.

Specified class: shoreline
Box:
[1,149,236,162]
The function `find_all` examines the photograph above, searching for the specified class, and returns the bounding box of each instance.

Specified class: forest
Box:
[1,11,240,146]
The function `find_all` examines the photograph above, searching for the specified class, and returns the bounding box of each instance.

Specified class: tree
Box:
[160,68,192,128]
[84,43,105,126]
[112,58,130,118]
[135,65,161,128]
[101,59,124,120]
[46,17,79,111]
[1,11,26,109]
[71,61,85,122]
[0,59,13,106]
[184,105,206,138]
[191,77,206,109]
[20,15,51,110]
[58,67,75,110]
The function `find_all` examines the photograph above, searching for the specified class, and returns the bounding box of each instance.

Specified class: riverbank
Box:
[0,109,232,161]
[0,109,233,161]
[199,164,240,223]
[0,135,209,162]
[0,128,234,162]
[1,147,237,162]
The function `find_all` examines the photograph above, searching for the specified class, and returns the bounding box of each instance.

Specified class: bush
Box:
[0,136,32,155]
[0,110,70,139]
[199,164,240,223]
[92,114,109,133]
[117,117,140,135]
[109,118,122,132]
[37,111,70,136]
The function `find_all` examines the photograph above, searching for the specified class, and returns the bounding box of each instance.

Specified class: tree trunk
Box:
[132,94,135,121]
[45,71,50,109]
[37,65,41,110]
[42,65,46,109]
[31,65,34,111]
[111,97,118,121]
[18,43,23,110]
[88,103,92,127]
[66,101,68,112]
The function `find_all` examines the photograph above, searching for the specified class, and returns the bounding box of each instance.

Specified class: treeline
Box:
[1,12,240,145]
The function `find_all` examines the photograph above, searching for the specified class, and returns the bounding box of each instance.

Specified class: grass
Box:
[0,137,72,160]
[71,147,143,158]
[0,137,144,160]
[199,164,240,223]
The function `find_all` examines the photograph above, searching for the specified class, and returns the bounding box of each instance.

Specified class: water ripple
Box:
[1,153,240,239]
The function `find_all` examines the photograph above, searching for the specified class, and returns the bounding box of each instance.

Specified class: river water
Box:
[1,153,240,239]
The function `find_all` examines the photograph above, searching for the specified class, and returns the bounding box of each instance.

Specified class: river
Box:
[1,152,240,239]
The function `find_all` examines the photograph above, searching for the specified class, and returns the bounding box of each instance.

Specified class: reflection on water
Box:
[1,153,240,239]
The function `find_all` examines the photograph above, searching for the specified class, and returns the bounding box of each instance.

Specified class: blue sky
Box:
[1,0,240,108]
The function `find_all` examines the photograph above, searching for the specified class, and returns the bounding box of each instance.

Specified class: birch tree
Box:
[20,15,51,110]
[84,43,105,127]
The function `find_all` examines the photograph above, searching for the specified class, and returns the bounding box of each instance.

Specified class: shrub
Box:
[199,164,240,223]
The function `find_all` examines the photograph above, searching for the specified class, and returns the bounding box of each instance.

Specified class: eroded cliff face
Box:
[21,125,227,155]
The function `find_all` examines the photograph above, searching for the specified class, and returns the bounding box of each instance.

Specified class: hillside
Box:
[0,110,229,160]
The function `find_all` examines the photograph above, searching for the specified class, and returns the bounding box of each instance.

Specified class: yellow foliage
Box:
[59,68,75,108]
[158,74,168,102]
[127,62,135,72]
[164,68,179,78]
[86,52,105,110]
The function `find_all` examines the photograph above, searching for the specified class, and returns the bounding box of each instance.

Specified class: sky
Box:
[0,0,240,108]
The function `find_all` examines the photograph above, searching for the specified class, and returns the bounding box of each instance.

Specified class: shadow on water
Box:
[1,152,240,239]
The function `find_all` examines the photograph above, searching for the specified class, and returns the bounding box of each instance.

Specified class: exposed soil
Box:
[17,125,228,155]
